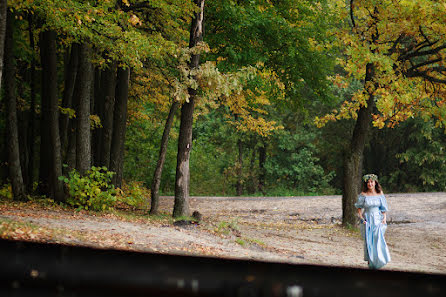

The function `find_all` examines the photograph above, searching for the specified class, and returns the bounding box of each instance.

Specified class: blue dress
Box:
[355,193,391,269]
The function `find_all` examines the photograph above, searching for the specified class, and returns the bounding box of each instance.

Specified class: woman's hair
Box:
[362,179,382,193]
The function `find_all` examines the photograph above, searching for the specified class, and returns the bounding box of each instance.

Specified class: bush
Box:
[59,166,116,211]
[116,181,150,210]
[0,184,12,200]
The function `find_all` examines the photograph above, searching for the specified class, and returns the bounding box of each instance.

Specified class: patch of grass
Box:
[244,237,265,246]
[235,237,265,247]
[107,209,173,225]
[215,219,239,235]
[344,222,360,233]
[173,215,199,223]
[235,238,246,246]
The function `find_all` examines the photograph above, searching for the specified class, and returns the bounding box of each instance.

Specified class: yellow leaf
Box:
[128,15,142,26]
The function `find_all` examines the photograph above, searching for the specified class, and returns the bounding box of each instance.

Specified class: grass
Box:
[235,237,266,247]
[215,219,240,235]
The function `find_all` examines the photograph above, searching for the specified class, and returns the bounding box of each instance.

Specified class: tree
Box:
[40,29,64,202]
[316,0,446,226]
[110,67,130,188]
[97,63,117,169]
[60,43,79,155]
[150,100,179,214]
[173,0,206,218]
[201,0,336,195]
[26,14,37,192]
[75,43,93,175]
[0,0,7,92]
[4,9,26,201]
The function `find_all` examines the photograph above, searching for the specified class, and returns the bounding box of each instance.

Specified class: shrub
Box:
[59,166,116,211]
[116,181,150,210]
[0,184,12,200]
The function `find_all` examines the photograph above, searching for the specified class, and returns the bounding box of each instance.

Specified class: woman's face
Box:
[367,179,376,191]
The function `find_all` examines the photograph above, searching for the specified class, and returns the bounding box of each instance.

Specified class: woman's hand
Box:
[357,208,366,224]
[382,212,387,225]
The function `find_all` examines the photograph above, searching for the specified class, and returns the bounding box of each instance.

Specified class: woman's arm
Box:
[382,212,387,224]
[357,208,366,224]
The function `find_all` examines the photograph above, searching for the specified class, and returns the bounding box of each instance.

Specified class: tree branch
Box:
[405,70,446,84]
[349,0,356,28]
[400,43,446,61]
[407,58,442,72]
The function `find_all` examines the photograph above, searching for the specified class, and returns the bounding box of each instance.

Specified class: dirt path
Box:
[1,192,445,274]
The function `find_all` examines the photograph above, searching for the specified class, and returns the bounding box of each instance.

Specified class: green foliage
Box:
[116,181,150,210]
[10,0,196,68]
[365,118,446,193]
[264,129,335,194]
[216,220,240,235]
[59,166,116,211]
[0,184,13,200]
[124,115,178,194]
[235,238,246,246]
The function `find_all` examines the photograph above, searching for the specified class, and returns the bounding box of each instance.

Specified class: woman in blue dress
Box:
[355,174,391,269]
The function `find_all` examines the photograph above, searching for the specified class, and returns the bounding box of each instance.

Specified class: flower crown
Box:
[363,174,378,182]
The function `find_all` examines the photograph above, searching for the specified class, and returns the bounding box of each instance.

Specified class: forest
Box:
[0,0,445,226]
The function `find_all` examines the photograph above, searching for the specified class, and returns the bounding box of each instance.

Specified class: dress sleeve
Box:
[354,194,365,208]
[379,195,389,212]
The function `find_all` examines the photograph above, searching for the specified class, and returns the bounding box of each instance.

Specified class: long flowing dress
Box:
[355,193,391,269]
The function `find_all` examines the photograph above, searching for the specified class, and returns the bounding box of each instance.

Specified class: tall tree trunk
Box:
[60,43,79,153]
[65,116,76,170]
[342,62,376,226]
[235,138,243,196]
[92,68,102,166]
[26,14,37,192]
[342,5,379,227]
[150,100,179,215]
[18,109,29,189]
[258,139,266,194]
[173,0,205,218]
[75,43,93,175]
[38,59,51,196]
[0,0,7,92]
[247,139,257,195]
[110,67,130,188]
[99,63,117,168]
[40,30,64,202]
[4,10,26,201]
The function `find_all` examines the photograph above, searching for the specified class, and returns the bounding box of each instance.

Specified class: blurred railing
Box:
[1,239,445,297]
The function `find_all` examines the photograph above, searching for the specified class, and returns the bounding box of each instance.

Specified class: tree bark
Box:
[40,30,64,202]
[173,0,205,218]
[18,107,29,189]
[0,0,7,92]
[60,43,79,153]
[26,14,37,192]
[75,43,93,175]
[38,49,51,196]
[150,100,179,215]
[4,10,26,201]
[342,62,376,227]
[65,116,77,171]
[235,138,243,196]
[342,4,379,227]
[99,63,117,168]
[247,139,257,195]
[258,139,266,194]
[110,67,130,188]
[92,68,102,166]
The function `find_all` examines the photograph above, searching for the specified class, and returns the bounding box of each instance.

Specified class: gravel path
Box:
[1,192,445,274]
